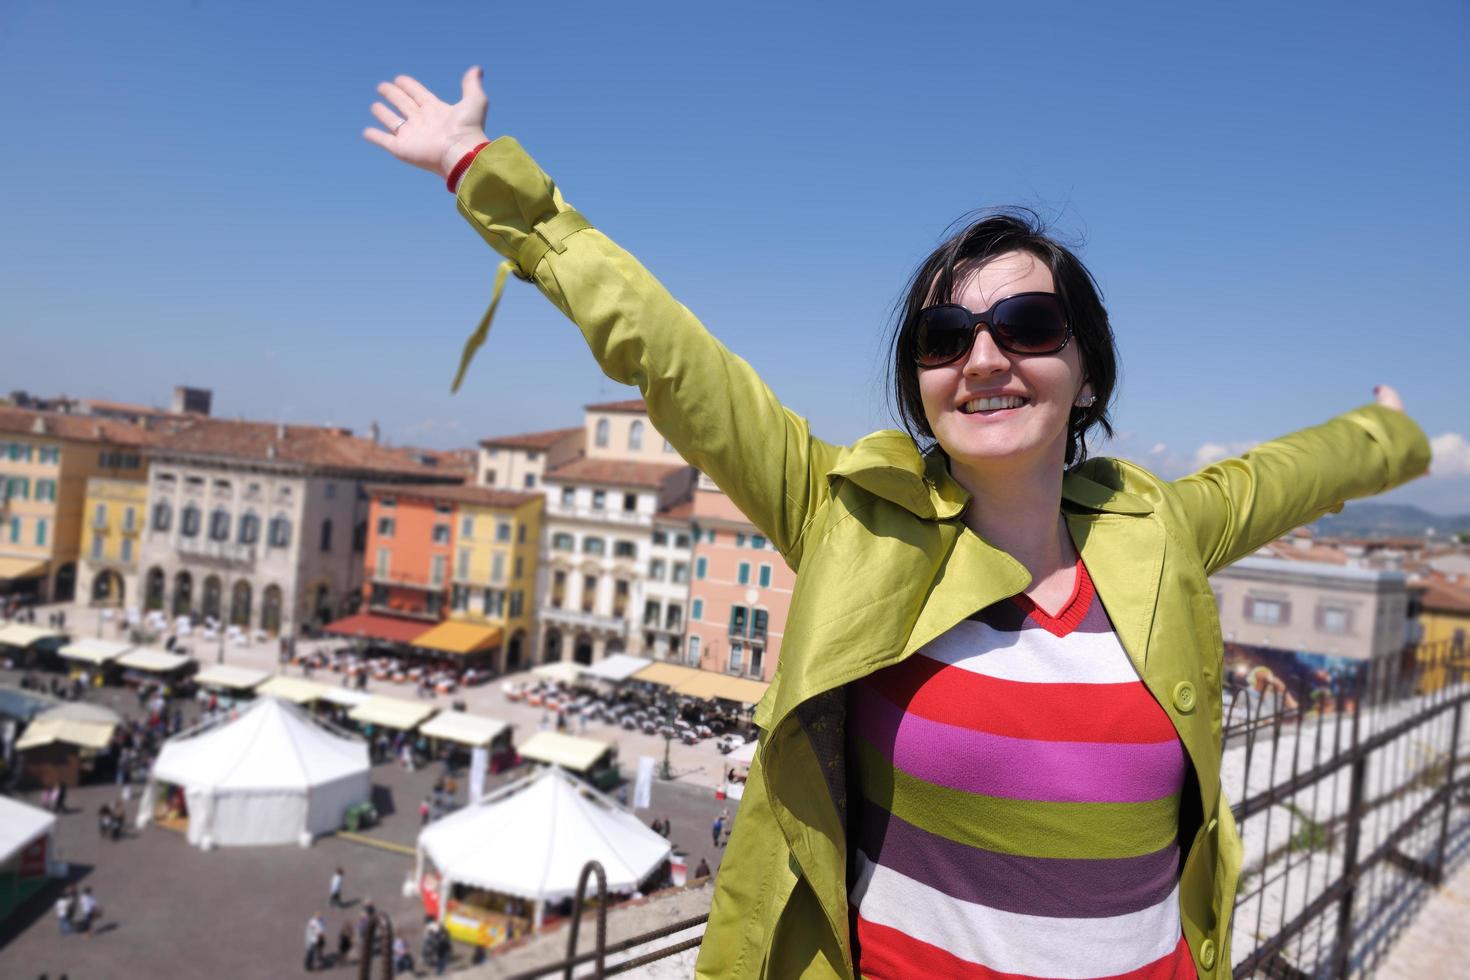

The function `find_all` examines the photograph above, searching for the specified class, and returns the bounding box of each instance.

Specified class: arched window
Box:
[209,508,231,541]
[629,420,644,451]
[151,502,172,532]
[552,532,575,552]
[595,418,609,448]
[238,512,260,544]
[180,505,201,538]
[268,515,292,548]
[582,536,605,556]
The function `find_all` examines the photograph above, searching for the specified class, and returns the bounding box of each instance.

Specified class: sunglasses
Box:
[913,292,1071,367]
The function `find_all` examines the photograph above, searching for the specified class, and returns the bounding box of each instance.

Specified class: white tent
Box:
[0,795,57,869]
[139,696,370,848]
[417,765,670,930]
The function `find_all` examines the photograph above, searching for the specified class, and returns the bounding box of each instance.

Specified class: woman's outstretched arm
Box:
[364,68,843,566]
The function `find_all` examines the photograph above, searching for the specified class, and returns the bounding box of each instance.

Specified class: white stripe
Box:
[851,853,1182,979]
[916,618,1142,685]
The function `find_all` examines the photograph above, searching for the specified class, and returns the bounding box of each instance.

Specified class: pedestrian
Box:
[54,782,67,814]
[432,919,451,976]
[304,913,322,971]
[710,813,723,848]
[392,934,414,974]
[337,920,354,965]
[419,797,431,826]
[97,803,112,840]
[365,70,1432,976]
[695,857,712,879]
[76,887,97,938]
[54,887,75,936]
[329,867,345,908]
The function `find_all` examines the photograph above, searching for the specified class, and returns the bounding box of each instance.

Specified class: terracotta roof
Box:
[543,457,689,489]
[1262,541,1350,565]
[365,482,541,510]
[479,426,583,451]
[583,398,647,413]
[0,407,165,447]
[1414,573,1470,615]
[80,398,164,415]
[149,417,453,478]
[656,498,695,520]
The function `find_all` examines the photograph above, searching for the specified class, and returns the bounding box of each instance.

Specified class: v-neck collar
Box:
[1007,554,1092,637]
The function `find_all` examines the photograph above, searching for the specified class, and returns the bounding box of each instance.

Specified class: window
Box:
[496,520,512,542]
[672,562,689,584]
[706,528,717,544]
[430,523,450,544]
[1245,597,1289,625]
[551,570,566,608]
[213,479,231,494]
[730,642,744,673]
[752,534,767,550]
[675,533,690,549]
[35,518,47,546]
[592,489,606,510]
[239,512,260,544]
[623,493,637,512]
[509,590,524,618]
[518,523,527,543]
[8,443,31,461]
[653,530,668,546]
[1317,606,1353,634]
[523,474,536,489]
[485,469,497,485]
[91,532,104,560]
[461,515,475,537]
[561,486,575,507]
[750,645,764,677]
[488,448,499,458]
[644,599,661,627]
[152,503,172,532]
[377,516,395,537]
[696,557,707,579]
[353,520,367,551]
[665,604,682,630]
[376,548,390,579]
[688,634,701,666]
[324,482,336,500]
[36,479,56,502]
[582,575,598,612]
[759,564,772,588]
[552,532,574,552]
[8,517,18,543]
[434,503,452,515]
[181,505,201,538]
[691,598,703,621]
[94,503,108,527]
[268,516,291,548]
[210,509,231,541]
[491,552,506,583]
[629,420,644,451]
[583,536,605,556]
[753,609,769,639]
[451,585,471,612]
[730,605,748,635]
[123,506,137,531]
[526,451,539,462]
[514,555,524,579]
[595,418,610,448]
[120,537,133,563]
[39,445,60,464]
[614,540,637,558]
[737,562,751,585]
[431,554,447,587]
[457,548,471,579]
[649,558,666,580]
[484,589,505,617]
[4,477,28,500]
[380,497,396,508]
[737,532,746,547]
[316,519,332,552]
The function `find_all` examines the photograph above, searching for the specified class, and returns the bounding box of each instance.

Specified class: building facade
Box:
[78,477,149,608]
[477,427,582,492]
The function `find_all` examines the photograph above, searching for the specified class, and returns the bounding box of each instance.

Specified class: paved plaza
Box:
[0,602,742,977]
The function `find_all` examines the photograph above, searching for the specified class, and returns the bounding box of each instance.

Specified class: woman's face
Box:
[917,250,1091,472]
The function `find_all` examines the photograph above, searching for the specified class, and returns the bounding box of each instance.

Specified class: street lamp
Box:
[660,698,675,781]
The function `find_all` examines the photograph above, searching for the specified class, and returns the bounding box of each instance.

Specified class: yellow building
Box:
[0,408,156,604]
[1413,573,1470,692]
[451,488,542,673]
[78,477,150,607]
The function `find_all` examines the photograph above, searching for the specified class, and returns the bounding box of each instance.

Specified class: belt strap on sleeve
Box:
[514,210,592,280]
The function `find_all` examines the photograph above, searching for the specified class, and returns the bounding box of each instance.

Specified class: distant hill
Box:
[1310,502,1470,540]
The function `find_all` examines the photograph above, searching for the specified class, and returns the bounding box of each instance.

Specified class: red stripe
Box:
[863,654,1178,744]
[854,914,1198,980]
[1007,555,1093,637]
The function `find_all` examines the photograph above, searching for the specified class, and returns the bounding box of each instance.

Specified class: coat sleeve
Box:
[454,137,841,567]
[1169,403,1432,576]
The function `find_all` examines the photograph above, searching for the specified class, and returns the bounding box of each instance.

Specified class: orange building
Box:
[363,486,460,621]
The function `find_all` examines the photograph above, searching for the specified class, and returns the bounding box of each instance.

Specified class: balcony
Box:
[547,503,651,527]
[176,537,256,565]
[540,605,628,635]
[371,568,445,590]
[728,624,768,644]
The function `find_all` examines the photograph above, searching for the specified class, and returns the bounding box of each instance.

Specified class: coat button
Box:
[1172,681,1196,714]
[1199,938,1217,970]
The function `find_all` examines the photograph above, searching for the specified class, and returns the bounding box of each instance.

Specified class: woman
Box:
[364,69,1429,978]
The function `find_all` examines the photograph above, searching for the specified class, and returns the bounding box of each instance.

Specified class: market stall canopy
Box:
[194,665,270,691]
[418,711,509,748]
[322,612,432,646]
[418,765,670,902]
[117,649,193,673]
[673,672,770,705]
[517,731,612,774]
[58,639,134,665]
[0,684,61,722]
[530,661,584,685]
[317,687,370,709]
[348,695,436,731]
[412,621,501,655]
[581,654,652,683]
[0,795,55,866]
[15,702,121,751]
[257,676,330,704]
[0,622,64,647]
[631,661,704,688]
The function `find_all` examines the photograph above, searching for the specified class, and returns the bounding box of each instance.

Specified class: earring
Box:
[1074,394,1096,409]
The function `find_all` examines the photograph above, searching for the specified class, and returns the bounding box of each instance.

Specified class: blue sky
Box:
[3,1,1467,514]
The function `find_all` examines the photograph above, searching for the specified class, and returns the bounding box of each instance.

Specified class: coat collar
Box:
[825,429,1154,519]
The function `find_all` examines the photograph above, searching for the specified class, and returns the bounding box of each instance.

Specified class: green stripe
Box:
[853,736,1179,860]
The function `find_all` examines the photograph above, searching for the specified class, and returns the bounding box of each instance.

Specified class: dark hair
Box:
[887,208,1119,471]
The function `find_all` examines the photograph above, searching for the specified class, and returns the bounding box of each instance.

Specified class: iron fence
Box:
[504,639,1470,979]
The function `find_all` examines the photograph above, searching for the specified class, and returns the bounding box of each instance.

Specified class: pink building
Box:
[685,473,794,682]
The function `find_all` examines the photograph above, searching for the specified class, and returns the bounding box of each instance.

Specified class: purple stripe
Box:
[853,684,1185,803]
[855,798,1180,919]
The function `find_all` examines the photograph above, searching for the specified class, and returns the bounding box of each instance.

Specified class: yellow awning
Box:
[0,623,64,647]
[674,672,770,705]
[349,696,436,731]
[419,711,509,747]
[59,639,134,665]
[631,662,706,687]
[16,717,116,751]
[412,621,502,655]
[257,676,330,704]
[0,557,47,580]
[517,731,612,773]
[194,665,270,690]
[116,649,192,673]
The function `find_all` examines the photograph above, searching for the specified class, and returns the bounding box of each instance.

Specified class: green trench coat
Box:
[455,137,1433,978]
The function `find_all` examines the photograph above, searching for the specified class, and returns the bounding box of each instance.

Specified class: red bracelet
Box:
[446,141,492,194]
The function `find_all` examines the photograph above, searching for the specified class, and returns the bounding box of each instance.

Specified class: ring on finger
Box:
[391,117,406,135]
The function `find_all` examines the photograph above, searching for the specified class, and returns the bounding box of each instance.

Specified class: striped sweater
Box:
[846,556,1197,979]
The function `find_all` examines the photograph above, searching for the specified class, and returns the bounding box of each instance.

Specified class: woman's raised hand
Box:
[1373,384,1405,413]
[363,67,490,179]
